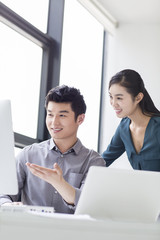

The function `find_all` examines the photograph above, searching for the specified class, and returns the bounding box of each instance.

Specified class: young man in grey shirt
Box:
[0,85,105,213]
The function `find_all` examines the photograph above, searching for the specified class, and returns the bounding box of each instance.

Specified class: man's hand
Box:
[26,162,62,186]
[26,162,75,205]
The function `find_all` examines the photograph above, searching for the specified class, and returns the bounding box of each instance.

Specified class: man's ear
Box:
[136,92,144,103]
[77,114,85,125]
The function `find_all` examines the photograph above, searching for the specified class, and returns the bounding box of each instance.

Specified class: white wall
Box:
[100,23,160,169]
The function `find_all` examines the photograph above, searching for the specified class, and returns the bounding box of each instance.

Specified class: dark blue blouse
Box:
[102,116,160,171]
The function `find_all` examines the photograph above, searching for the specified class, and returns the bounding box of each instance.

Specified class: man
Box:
[0,85,106,213]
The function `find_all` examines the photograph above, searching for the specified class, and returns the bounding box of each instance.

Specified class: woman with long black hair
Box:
[102,69,160,171]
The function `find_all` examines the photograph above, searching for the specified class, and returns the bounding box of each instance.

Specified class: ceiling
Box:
[96,0,160,24]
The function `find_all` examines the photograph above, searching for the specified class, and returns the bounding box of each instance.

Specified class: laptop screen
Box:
[0,100,18,195]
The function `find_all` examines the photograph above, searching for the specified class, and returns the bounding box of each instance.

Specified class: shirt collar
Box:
[72,138,83,155]
[49,138,55,150]
[49,138,83,155]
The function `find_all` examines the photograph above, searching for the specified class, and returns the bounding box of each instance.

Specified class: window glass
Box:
[60,0,104,150]
[2,0,49,33]
[0,23,42,138]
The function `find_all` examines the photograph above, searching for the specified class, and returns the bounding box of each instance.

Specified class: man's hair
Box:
[45,85,86,120]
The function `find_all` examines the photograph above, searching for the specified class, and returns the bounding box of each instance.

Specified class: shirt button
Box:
[61,154,63,158]
[55,191,57,194]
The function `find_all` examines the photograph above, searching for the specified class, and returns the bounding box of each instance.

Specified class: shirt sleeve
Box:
[62,188,81,212]
[102,123,125,167]
[0,195,13,205]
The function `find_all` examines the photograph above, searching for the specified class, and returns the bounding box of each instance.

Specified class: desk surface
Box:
[0,211,160,240]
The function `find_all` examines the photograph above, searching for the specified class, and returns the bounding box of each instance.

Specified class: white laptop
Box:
[0,99,18,195]
[75,166,160,223]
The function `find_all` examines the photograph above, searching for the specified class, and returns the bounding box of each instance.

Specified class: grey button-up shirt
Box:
[0,138,106,214]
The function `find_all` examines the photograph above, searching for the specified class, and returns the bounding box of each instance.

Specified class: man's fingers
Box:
[26,162,57,181]
[53,163,62,175]
[26,162,52,173]
[26,162,47,177]
[26,162,46,171]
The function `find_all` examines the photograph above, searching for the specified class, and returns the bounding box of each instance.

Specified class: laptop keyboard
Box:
[0,205,55,214]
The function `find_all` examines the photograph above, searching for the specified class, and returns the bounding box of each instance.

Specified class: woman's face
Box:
[109,84,140,118]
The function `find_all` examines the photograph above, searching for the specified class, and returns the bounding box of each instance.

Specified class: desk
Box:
[0,211,160,240]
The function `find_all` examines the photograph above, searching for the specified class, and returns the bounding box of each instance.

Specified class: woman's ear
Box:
[77,114,85,125]
[136,92,144,103]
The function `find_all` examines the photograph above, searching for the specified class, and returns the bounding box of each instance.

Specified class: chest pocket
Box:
[66,173,83,188]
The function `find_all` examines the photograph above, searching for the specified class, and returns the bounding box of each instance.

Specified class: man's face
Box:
[46,101,84,142]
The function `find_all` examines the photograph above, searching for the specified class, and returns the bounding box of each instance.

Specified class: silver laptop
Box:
[0,99,18,195]
[75,166,160,222]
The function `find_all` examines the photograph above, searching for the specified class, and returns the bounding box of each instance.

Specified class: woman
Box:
[102,69,160,171]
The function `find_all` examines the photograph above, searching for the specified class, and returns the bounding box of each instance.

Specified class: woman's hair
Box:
[109,69,160,116]
[45,85,86,120]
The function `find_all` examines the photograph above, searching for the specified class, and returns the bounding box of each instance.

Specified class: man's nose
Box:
[51,116,59,125]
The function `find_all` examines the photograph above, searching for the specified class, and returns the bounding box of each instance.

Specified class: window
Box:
[1,23,42,139]
[1,1,65,149]
[1,0,49,32]
[60,0,104,150]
